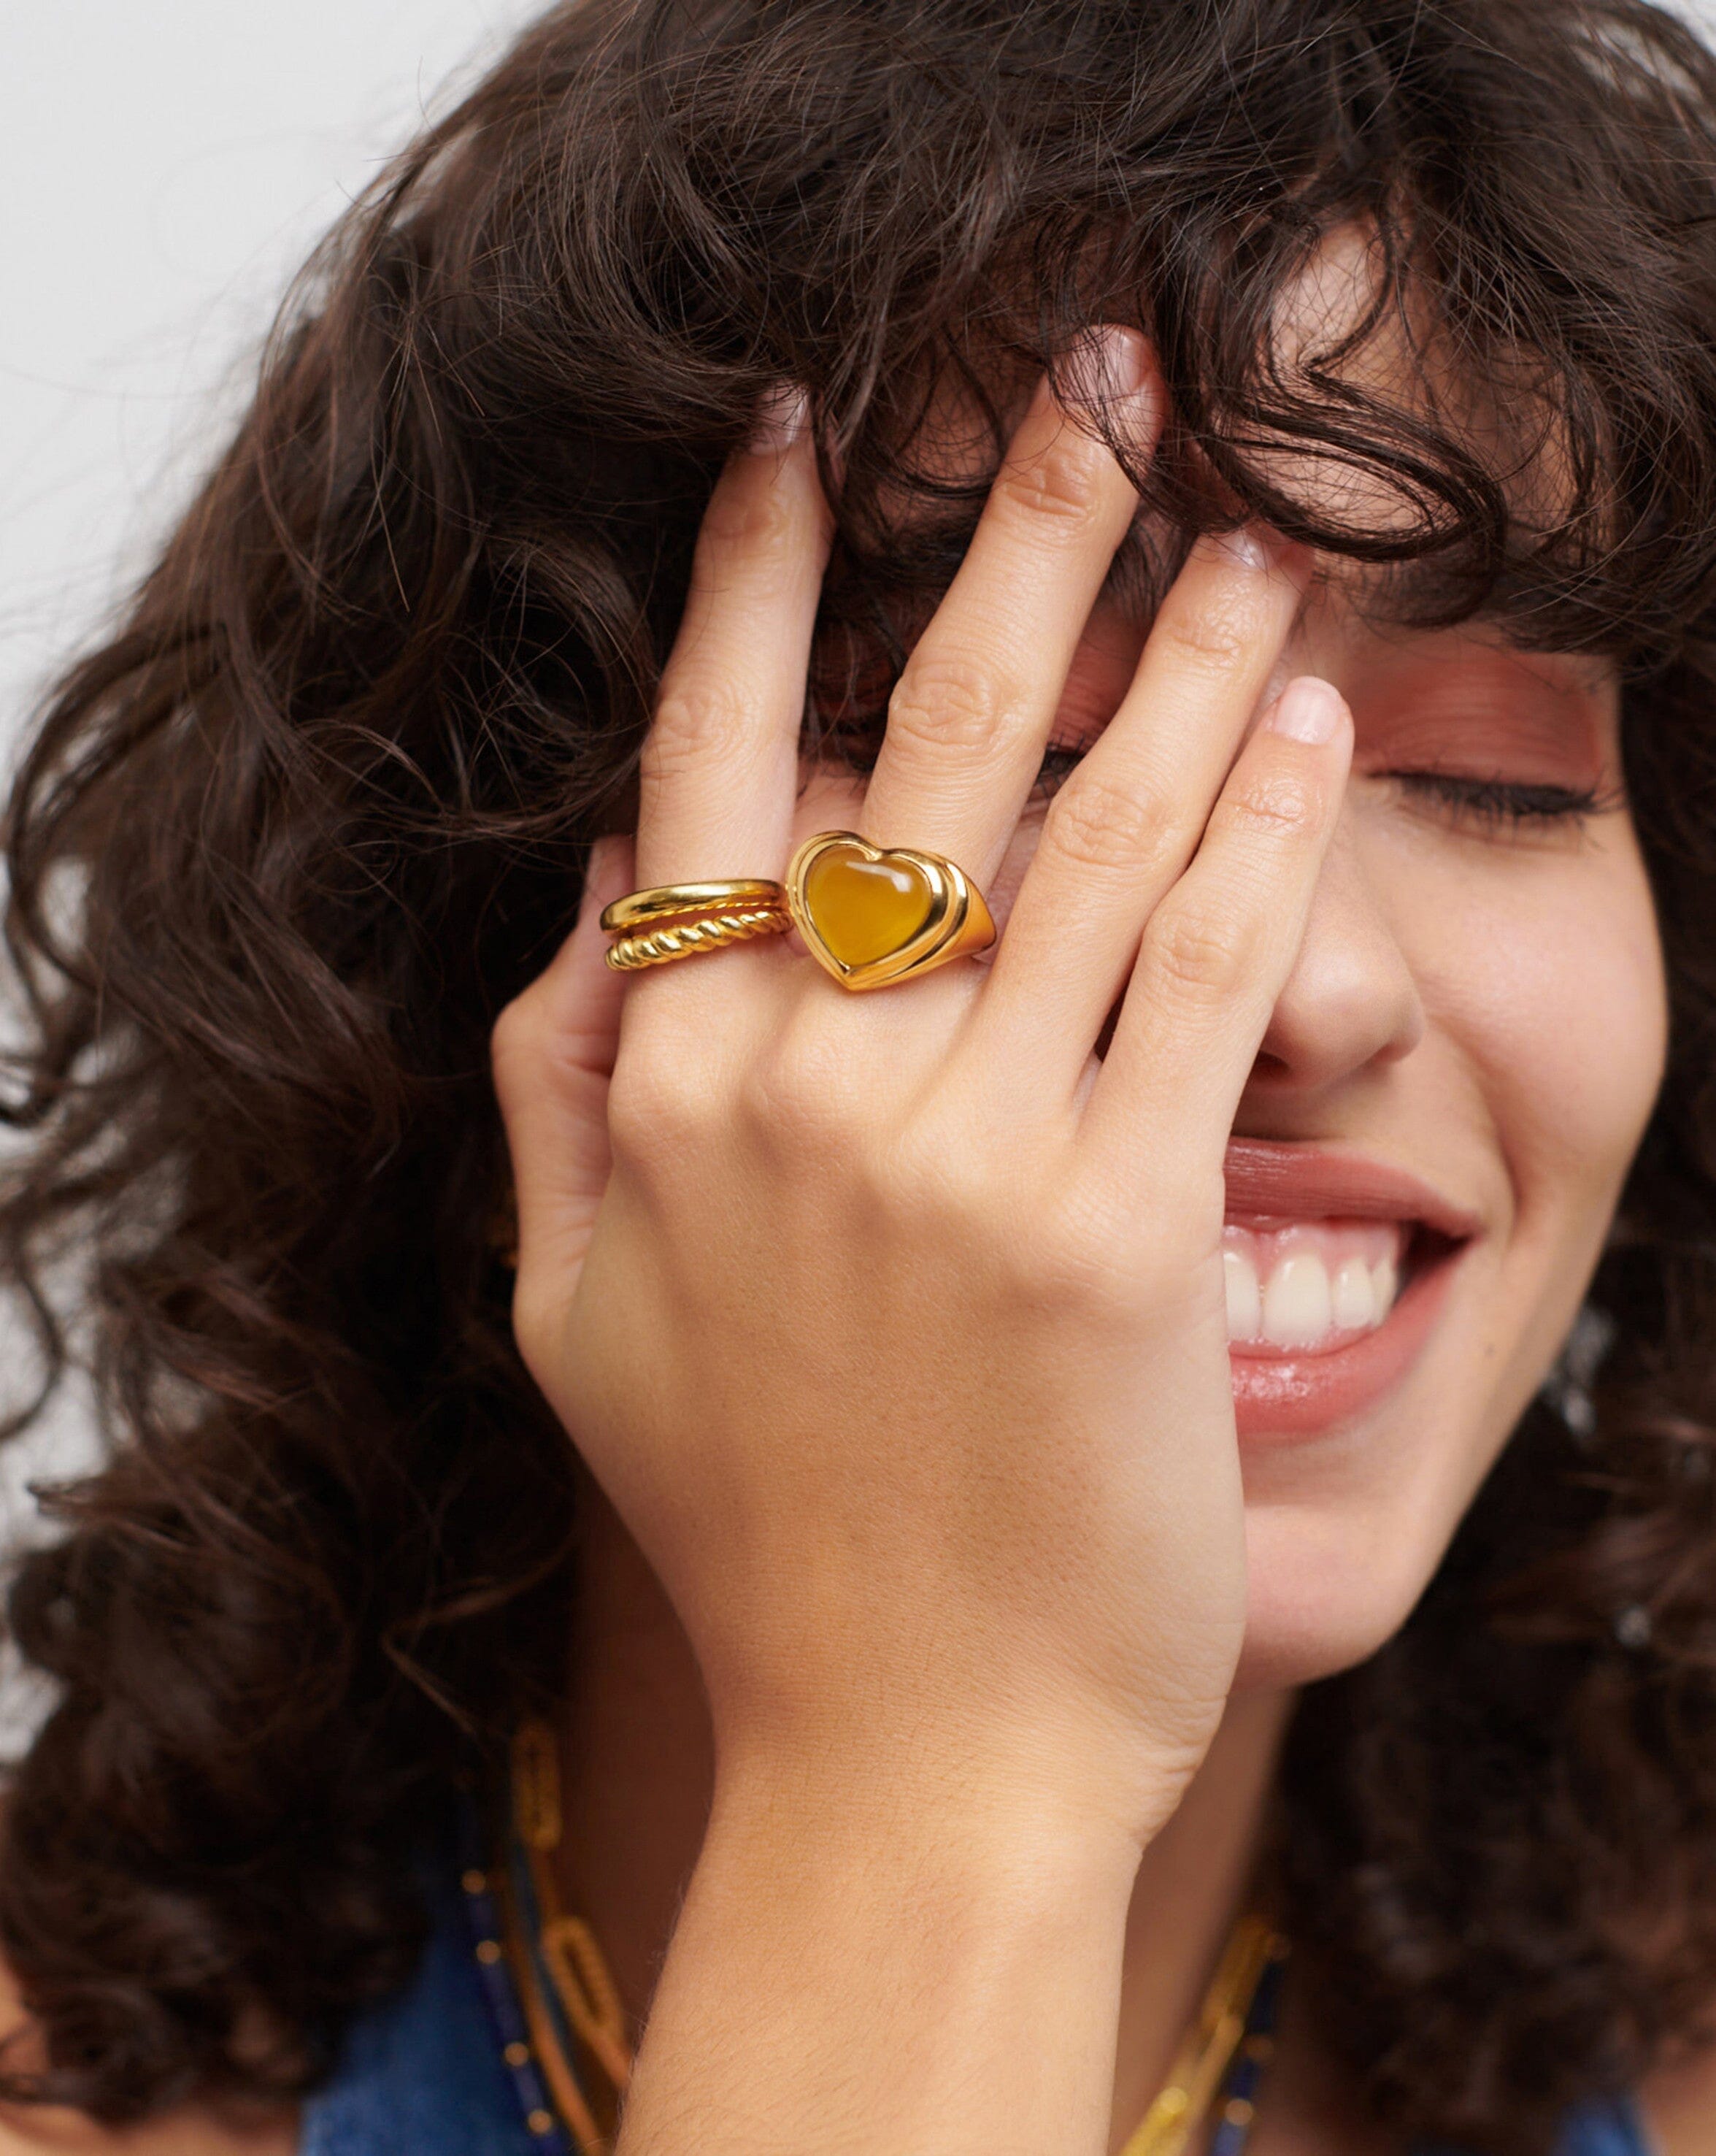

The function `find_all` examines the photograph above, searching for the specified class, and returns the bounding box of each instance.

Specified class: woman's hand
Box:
[493,331,1350,2153]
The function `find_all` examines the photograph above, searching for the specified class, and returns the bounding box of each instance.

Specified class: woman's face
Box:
[804,578,1668,1691]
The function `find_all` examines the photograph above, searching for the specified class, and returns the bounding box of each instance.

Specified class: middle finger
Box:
[856,327,1161,883]
[970,529,1312,1086]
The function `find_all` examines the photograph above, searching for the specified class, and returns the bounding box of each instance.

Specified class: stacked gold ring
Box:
[600,836,996,988]
[600,878,791,972]
[600,879,788,932]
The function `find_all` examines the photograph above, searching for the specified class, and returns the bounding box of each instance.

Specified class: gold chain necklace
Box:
[492,1720,1285,2156]
[1116,1912,1284,2156]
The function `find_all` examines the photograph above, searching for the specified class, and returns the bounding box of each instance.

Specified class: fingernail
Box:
[1266,677,1346,745]
[1063,325,1150,410]
[1209,523,1286,575]
[748,383,809,454]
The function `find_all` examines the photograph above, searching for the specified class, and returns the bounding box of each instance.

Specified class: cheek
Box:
[1239,840,1666,1692]
[1396,832,1666,1219]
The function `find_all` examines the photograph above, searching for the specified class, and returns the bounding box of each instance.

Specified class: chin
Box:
[1224,1328,1528,1693]
[1228,1492,1453,1691]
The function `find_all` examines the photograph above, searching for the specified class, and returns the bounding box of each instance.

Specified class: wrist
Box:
[707,1695,1202,1863]
[701,1733,1159,1931]
[621,1761,1142,2156]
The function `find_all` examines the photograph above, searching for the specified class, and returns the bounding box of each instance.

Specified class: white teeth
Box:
[1331,1257,1377,1331]
[1224,1247,1262,1341]
[1261,1252,1333,1349]
[1220,1221,1409,1348]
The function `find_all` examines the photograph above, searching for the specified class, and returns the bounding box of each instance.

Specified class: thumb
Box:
[492,832,635,1282]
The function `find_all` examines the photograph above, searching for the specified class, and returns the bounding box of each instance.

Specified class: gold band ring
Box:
[604,906,791,972]
[786,831,995,991]
[600,878,786,933]
[599,836,995,989]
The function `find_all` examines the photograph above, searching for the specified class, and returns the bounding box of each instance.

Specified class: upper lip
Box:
[1223,1139,1482,1242]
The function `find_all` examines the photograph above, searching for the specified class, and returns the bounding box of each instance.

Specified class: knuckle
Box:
[990,432,1107,535]
[1041,772,1177,876]
[1140,903,1248,1005]
[1212,767,1320,842]
[887,653,1018,759]
[849,1144,1023,1284]
[1011,1188,1143,1313]
[739,1022,855,1153]
[606,1055,708,1166]
[642,680,752,786]
[696,473,800,565]
[489,990,542,1095]
[1153,596,1253,676]
[872,1119,985,1224]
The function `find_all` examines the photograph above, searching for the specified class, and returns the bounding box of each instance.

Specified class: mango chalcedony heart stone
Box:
[800,843,938,967]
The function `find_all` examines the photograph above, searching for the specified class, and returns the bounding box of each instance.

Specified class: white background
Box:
[1,0,545,744]
[1,0,1715,1514]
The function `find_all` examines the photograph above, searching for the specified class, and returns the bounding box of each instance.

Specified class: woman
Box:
[3,0,1716,2149]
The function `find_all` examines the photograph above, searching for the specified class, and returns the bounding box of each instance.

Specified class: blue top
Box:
[298,1860,1657,2156]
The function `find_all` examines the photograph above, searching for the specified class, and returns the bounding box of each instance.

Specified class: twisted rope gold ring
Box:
[604,905,791,972]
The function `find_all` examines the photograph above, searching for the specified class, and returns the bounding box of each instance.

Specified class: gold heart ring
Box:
[785,831,996,991]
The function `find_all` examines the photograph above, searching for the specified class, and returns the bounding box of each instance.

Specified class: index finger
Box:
[634,391,831,889]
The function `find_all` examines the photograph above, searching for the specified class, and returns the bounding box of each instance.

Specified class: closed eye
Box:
[1036,749,1621,835]
[1385,771,1620,832]
[1033,739,1090,799]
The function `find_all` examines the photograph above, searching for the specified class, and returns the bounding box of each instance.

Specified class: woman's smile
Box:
[1217,1139,1480,1439]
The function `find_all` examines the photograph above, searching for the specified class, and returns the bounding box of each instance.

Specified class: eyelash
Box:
[1033,746,1613,833]
[1385,772,1612,831]
[1032,744,1087,798]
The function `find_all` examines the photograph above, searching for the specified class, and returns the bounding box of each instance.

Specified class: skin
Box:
[491,334,1680,2154]
[0,329,1705,2152]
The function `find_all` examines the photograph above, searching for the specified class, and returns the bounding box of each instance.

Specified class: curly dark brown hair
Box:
[5,0,1716,2144]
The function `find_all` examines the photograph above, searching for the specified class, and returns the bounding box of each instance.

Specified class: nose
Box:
[1247,810,1425,1094]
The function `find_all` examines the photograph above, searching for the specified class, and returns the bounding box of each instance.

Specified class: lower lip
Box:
[1228,1240,1467,1440]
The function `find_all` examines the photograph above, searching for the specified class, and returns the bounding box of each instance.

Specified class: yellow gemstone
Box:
[527,2108,556,2135]
[476,1938,504,1965]
[504,2041,531,2068]
[803,845,935,967]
